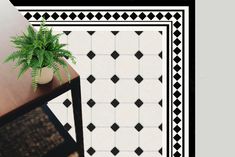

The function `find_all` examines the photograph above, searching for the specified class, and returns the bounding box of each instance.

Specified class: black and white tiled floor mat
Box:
[48,28,166,157]
[13,6,195,157]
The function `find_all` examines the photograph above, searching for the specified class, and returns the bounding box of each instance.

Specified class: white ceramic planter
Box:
[36,67,54,84]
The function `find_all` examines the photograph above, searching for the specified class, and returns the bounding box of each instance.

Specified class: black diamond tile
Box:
[135,51,143,59]
[174,91,181,98]
[174,39,181,46]
[174,134,181,141]
[158,123,162,131]
[87,31,95,36]
[87,12,94,20]
[111,147,119,156]
[135,99,143,108]
[174,13,181,20]
[130,12,137,20]
[165,12,172,20]
[174,65,181,72]
[24,12,32,20]
[33,12,41,20]
[135,75,143,84]
[174,21,181,28]
[156,13,164,20]
[158,75,162,83]
[111,123,119,131]
[95,12,103,20]
[174,99,181,106]
[63,31,71,36]
[111,31,119,35]
[87,51,96,59]
[135,123,143,132]
[147,12,155,20]
[87,147,96,156]
[104,12,111,20]
[113,12,120,20]
[174,117,181,124]
[174,82,181,90]
[158,99,162,107]
[64,123,72,131]
[174,143,181,150]
[60,12,68,20]
[111,51,119,59]
[135,31,143,35]
[174,126,181,133]
[174,73,181,80]
[159,31,163,35]
[158,148,162,155]
[174,30,181,37]
[174,47,181,54]
[63,99,72,107]
[87,75,96,84]
[78,12,85,20]
[87,123,96,132]
[135,147,143,156]
[174,151,181,157]
[121,12,129,20]
[158,51,162,59]
[87,99,96,108]
[111,99,119,107]
[111,75,119,84]
[139,12,146,20]
[51,12,59,20]
[174,108,181,115]
[42,12,50,20]
[174,56,181,63]
[69,12,77,20]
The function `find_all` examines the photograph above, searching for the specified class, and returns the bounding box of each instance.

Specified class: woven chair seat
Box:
[0,106,78,157]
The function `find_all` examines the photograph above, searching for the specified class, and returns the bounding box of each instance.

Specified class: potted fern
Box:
[4,21,76,90]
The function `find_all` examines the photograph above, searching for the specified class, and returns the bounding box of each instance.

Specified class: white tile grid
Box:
[48,30,163,157]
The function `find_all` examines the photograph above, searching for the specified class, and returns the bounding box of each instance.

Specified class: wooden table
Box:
[0,51,84,157]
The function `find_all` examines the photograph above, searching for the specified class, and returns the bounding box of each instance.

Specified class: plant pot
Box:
[36,67,54,84]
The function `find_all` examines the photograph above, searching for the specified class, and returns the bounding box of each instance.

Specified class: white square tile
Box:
[116,56,139,78]
[140,80,162,102]
[92,128,114,150]
[92,80,115,102]
[140,56,162,78]
[92,56,115,78]
[139,31,162,54]
[83,128,91,148]
[92,103,115,126]
[93,152,113,157]
[80,103,91,127]
[81,79,91,103]
[117,152,138,157]
[68,106,75,127]
[68,31,91,55]
[141,152,161,157]
[140,128,162,150]
[116,128,138,150]
[116,80,138,102]
[140,104,162,126]
[116,31,138,54]
[116,103,138,126]
[72,55,91,79]
[47,103,67,125]
[92,31,115,54]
